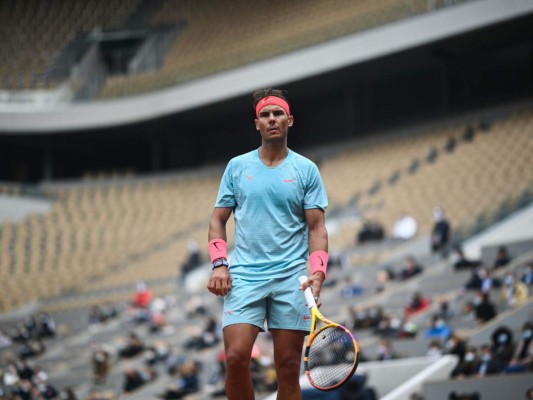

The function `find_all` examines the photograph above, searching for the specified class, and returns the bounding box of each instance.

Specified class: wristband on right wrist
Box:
[309,250,328,280]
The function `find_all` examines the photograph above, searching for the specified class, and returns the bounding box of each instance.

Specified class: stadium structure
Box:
[0,1,532,399]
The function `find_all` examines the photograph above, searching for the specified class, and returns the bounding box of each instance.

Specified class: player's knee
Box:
[225,349,251,372]
[276,356,301,380]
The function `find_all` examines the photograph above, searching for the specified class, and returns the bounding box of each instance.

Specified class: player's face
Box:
[255,105,293,143]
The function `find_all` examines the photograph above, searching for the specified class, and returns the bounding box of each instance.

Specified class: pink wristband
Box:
[208,239,228,263]
[309,250,328,280]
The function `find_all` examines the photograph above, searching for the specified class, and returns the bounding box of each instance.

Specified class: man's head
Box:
[253,88,293,143]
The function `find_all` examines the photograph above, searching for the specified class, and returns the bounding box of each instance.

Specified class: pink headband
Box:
[255,96,290,118]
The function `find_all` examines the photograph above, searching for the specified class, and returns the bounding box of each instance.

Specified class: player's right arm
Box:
[207,207,233,296]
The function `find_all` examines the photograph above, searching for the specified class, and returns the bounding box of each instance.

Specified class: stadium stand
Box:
[0,0,141,90]
[100,0,433,98]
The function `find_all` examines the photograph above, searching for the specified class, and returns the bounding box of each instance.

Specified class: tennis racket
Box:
[298,275,360,391]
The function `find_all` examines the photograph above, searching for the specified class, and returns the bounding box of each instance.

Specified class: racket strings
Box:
[307,325,357,389]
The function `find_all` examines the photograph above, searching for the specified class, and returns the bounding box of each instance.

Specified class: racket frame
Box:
[299,275,360,391]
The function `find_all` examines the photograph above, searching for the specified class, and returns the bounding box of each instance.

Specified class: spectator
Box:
[158,361,200,399]
[340,276,364,298]
[357,218,385,244]
[92,344,112,384]
[425,315,451,340]
[474,292,497,324]
[452,346,479,378]
[404,292,430,317]
[464,266,500,293]
[430,206,451,259]
[427,339,444,359]
[399,256,424,281]
[493,246,512,269]
[491,325,515,366]
[446,332,467,366]
[505,321,533,373]
[499,271,529,309]
[180,239,203,281]
[118,332,145,359]
[0,329,13,349]
[392,213,417,241]
[132,281,153,309]
[522,262,533,286]
[476,344,504,376]
[450,246,480,271]
[526,387,533,400]
[122,366,147,393]
[376,339,396,361]
[37,312,57,338]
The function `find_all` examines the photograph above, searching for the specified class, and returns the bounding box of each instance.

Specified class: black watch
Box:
[212,258,229,270]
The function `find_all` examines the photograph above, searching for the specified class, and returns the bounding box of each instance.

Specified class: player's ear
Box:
[255,119,260,131]
[288,115,294,127]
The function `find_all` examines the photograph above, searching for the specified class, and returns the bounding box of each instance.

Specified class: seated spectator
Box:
[425,315,451,340]
[474,292,497,324]
[491,325,515,366]
[450,246,480,271]
[36,312,57,338]
[357,218,385,244]
[446,332,467,368]
[504,321,533,373]
[427,339,444,359]
[340,276,364,298]
[404,292,430,317]
[436,298,455,321]
[18,338,45,360]
[376,339,397,361]
[464,267,501,292]
[399,256,424,281]
[0,329,13,348]
[158,361,200,399]
[392,213,417,240]
[118,332,145,359]
[180,239,203,281]
[476,344,504,376]
[184,316,220,351]
[132,281,153,309]
[452,346,479,378]
[522,262,533,286]
[493,246,512,269]
[92,344,112,384]
[122,366,148,393]
[374,313,402,338]
[499,271,529,309]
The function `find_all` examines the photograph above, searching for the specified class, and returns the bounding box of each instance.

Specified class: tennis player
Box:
[207,88,329,399]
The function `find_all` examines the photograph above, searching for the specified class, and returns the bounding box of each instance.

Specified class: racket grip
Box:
[298,275,317,308]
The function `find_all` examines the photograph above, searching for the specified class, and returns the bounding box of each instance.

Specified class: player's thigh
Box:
[223,323,260,360]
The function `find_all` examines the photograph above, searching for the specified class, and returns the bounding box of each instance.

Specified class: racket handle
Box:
[298,275,317,309]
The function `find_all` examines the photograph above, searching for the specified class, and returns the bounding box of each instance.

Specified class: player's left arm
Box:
[305,208,328,300]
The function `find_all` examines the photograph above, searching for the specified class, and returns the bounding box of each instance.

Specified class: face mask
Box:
[464,352,475,362]
[497,334,508,344]
[523,330,533,339]
[480,354,490,362]
[435,320,445,329]
[446,340,455,350]
[504,276,514,286]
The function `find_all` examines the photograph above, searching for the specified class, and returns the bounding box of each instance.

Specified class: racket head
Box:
[304,321,360,391]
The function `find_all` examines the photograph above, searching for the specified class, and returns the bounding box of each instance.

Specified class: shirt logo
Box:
[303,315,311,320]
[246,176,254,181]
[283,178,295,183]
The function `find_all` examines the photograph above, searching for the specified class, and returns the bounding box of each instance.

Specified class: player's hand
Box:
[207,267,232,296]
[300,272,325,307]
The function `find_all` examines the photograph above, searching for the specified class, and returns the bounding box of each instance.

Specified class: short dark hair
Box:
[252,88,289,109]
